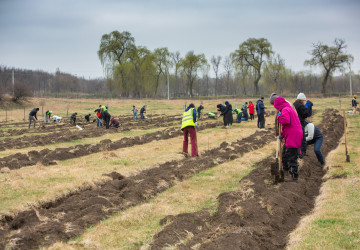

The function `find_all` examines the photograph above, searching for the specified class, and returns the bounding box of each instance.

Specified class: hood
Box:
[274,96,291,111]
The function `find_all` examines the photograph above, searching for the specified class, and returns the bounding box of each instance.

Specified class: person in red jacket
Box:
[248,101,255,120]
[274,96,303,181]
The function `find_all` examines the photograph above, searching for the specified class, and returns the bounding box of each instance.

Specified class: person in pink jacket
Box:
[274,96,303,181]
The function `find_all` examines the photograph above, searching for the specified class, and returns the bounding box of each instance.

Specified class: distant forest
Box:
[1,35,359,100]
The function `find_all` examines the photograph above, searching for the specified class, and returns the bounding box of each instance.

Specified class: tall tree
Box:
[223,56,233,95]
[211,56,221,96]
[153,47,172,97]
[179,51,207,97]
[171,51,181,97]
[264,54,286,94]
[304,38,354,94]
[98,31,135,80]
[232,38,273,94]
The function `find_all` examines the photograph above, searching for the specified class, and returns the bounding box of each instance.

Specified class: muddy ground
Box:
[0,126,275,249]
[149,109,344,249]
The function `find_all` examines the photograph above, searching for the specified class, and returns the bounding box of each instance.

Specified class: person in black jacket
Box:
[221,101,233,127]
[293,93,309,158]
[352,95,358,115]
[217,104,226,126]
[140,105,146,119]
[70,113,77,125]
[28,108,39,128]
[85,114,91,122]
[101,107,111,129]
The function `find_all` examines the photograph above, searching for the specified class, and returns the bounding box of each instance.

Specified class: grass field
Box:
[0,96,359,249]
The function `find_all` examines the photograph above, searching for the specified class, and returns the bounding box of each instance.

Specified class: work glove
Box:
[277,112,281,116]
[278,136,283,141]
[195,122,198,128]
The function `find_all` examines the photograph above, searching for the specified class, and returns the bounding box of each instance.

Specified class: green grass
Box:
[289,112,360,249]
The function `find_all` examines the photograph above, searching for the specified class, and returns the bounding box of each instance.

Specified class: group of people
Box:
[131,105,147,120]
[180,93,330,183]
[270,92,322,181]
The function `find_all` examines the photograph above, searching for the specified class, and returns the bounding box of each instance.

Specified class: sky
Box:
[0,0,359,79]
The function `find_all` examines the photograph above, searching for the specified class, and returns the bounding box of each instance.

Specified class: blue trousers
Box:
[96,117,102,127]
[307,137,324,164]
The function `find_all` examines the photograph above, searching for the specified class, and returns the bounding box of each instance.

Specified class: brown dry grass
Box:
[0,121,257,216]
[48,141,276,249]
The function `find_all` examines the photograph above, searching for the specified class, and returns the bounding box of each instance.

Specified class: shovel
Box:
[271,120,281,183]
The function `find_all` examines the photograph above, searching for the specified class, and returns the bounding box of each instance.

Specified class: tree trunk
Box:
[322,70,330,94]
[254,76,260,95]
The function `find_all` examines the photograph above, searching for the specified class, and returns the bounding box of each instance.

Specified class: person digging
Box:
[28,108,39,128]
[181,103,198,157]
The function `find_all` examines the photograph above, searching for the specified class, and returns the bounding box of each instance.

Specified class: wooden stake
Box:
[343,110,350,162]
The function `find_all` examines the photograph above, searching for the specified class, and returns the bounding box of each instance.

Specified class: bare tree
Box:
[211,56,221,96]
[171,51,181,97]
[223,56,233,94]
[304,38,354,94]
[232,38,273,94]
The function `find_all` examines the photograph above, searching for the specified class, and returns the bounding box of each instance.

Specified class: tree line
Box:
[0,32,358,101]
[98,31,357,98]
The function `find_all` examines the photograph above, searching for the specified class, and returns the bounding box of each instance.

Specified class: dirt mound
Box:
[149,109,344,249]
[0,127,275,249]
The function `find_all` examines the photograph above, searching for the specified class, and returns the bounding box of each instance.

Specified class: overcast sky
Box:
[0,0,359,79]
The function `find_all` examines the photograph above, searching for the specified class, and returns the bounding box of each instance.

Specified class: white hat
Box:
[297,93,306,101]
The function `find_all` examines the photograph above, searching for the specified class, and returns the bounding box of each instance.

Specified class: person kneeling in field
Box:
[70,113,77,125]
[206,112,216,119]
[110,117,120,128]
[305,121,325,167]
[181,103,198,157]
[53,115,62,123]
[274,96,303,181]
[232,108,242,123]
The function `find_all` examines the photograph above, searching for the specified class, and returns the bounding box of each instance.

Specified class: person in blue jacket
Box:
[305,99,313,121]
[305,121,325,167]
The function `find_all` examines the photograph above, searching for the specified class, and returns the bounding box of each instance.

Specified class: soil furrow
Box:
[0,127,275,249]
[0,115,182,150]
[149,109,343,250]
[0,121,221,170]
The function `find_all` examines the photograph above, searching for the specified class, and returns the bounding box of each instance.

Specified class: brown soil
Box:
[0,115,183,150]
[149,109,344,249]
[0,121,222,170]
[0,126,275,249]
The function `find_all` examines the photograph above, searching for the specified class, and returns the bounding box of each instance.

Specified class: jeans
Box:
[133,112,138,120]
[96,117,102,127]
[307,137,324,164]
[250,114,254,120]
[236,114,242,123]
[29,115,36,128]
[141,113,145,119]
